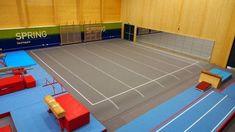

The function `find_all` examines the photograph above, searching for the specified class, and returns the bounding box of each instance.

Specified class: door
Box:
[227,38,235,68]
[124,24,134,41]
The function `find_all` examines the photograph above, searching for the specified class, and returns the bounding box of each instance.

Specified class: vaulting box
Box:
[198,71,222,88]
[23,75,36,88]
[55,94,90,132]
[0,125,12,132]
[44,95,65,119]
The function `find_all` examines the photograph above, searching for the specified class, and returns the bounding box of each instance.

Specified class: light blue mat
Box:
[0,51,106,132]
[210,68,232,82]
[5,50,36,67]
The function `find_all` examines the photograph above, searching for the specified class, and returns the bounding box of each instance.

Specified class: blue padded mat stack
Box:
[5,50,36,67]
[210,68,232,82]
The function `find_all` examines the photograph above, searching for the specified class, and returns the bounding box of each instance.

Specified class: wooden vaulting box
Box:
[198,71,222,89]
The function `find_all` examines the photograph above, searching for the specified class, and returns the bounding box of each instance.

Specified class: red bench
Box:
[0,75,36,95]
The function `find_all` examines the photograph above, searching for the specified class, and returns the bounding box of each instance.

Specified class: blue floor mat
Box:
[5,50,36,67]
[220,81,235,100]
[11,102,105,132]
[0,51,105,132]
[157,92,235,132]
[210,68,232,82]
[116,86,204,132]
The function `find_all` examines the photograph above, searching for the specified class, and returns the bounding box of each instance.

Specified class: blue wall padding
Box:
[102,29,121,40]
[1,35,60,52]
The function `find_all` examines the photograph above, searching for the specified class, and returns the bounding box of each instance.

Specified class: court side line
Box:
[184,95,228,132]
[135,41,204,69]
[40,50,120,109]
[79,46,165,88]
[156,91,214,132]
[30,51,94,105]
[60,48,145,97]
[211,106,235,132]
[104,43,192,74]
[134,41,197,64]
[93,62,199,105]
[95,44,181,80]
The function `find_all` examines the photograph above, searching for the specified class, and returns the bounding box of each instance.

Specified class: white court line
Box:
[211,106,235,132]
[79,46,165,88]
[134,41,198,64]
[135,41,204,70]
[105,43,193,74]
[184,95,228,132]
[60,48,145,97]
[156,91,214,132]
[40,50,120,109]
[93,62,199,105]
[30,51,94,105]
[32,48,200,110]
[95,44,181,80]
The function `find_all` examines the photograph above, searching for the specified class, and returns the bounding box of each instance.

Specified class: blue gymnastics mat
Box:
[116,86,205,132]
[5,50,36,67]
[0,51,106,132]
[11,102,105,132]
[210,68,232,82]
[220,81,235,100]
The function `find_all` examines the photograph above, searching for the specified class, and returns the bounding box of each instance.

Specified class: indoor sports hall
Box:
[0,0,235,132]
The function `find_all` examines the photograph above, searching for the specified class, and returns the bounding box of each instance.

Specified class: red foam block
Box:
[12,68,27,75]
[196,81,211,92]
[0,125,12,132]
[0,75,25,95]
[55,94,90,132]
[24,75,36,88]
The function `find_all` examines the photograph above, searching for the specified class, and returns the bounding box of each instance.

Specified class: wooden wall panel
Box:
[160,0,183,33]
[179,0,207,36]
[54,0,78,25]
[26,0,54,26]
[0,0,21,28]
[209,0,235,66]
[121,0,235,67]
[82,0,101,24]
[0,0,121,28]
[103,0,121,22]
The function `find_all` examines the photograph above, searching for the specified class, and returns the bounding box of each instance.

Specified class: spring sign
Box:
[16,31,47,45]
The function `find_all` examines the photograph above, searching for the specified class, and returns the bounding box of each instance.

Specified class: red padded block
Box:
[56,94,90,132]
[0,75,24,95]
[24,75,36,88]
[196,81,211,91]
[12,68,27,75]
[0,125,12,132]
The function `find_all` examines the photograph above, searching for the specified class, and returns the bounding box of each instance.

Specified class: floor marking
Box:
[60,48,145,97]
[156,91,214,132]
[211,106,235,132]
[30,51,95,105]
[134,41,197,64]
[78,45,165,88]
[150,89,212,132]
[184,95,228,132]
[93,62,199,105]
[95,44,181,80]
[105,43,192,74]
[40,50,120,109]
